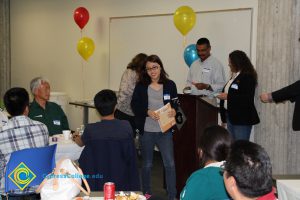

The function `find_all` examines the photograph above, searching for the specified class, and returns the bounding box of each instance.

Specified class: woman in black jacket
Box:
[217,50,259,140]
[131,55,178,200]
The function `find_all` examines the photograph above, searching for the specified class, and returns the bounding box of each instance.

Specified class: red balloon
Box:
[73,7,89,29]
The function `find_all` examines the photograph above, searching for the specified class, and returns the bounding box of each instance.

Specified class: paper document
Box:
[155,103,176,133]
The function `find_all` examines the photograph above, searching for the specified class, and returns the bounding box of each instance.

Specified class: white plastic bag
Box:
[36,158,90,200]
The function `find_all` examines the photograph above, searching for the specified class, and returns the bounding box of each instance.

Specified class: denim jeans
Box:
[226,113,252,140]
[140,131,176,200]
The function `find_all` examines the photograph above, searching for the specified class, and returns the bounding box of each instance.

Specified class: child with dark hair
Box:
[73,89,140,191]
[180,125,232,200]
[73,89,133,147]
[0,87,49,193]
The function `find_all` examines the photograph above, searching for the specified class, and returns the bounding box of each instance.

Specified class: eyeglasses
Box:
[146,65,159,72]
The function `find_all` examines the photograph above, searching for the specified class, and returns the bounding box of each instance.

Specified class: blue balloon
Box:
[183,44,199,67]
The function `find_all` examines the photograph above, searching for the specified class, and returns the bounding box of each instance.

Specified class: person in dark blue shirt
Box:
[73,89,140,191]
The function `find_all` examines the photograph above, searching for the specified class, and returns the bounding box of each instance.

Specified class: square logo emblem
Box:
[8,162,36,190]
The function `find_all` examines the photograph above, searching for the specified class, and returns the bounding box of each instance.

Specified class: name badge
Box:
[34,115,43,118]
[53,120,61,126]
[163,94,171,100]
[202,68,210,73]
[231,84,239,90]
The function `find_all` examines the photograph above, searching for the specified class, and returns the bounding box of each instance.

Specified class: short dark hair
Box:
[93,89,117,116]
[196,38,210,47]
[198,125,232,167]
[224,140,273,198]
[139,55,169,85]
[4,87,29,116]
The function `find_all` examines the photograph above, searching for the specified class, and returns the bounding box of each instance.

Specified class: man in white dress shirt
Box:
[185,38,226,96]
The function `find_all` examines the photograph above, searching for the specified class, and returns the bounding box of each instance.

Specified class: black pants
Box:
[114,109,137,137]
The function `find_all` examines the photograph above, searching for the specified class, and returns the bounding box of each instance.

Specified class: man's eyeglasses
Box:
[146,65,159,72]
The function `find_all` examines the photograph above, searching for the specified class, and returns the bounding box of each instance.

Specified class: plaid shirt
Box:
[0,115,49,193]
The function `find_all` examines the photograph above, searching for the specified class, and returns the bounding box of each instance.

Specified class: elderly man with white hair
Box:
[28,77,69,136]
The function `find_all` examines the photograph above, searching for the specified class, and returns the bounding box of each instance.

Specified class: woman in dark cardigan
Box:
[131,55,178,200]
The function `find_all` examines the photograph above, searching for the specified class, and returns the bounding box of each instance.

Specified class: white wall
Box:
[109,9,253,92]
[10,0,258,130]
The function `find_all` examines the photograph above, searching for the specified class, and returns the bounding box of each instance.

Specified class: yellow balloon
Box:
[173,6,196,36]
[77,37,95,61]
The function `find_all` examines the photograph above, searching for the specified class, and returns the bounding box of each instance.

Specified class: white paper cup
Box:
[62,130,71,140]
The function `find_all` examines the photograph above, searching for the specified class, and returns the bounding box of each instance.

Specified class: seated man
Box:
[0,87,49,192]
[28,77,69,136]
[223,140,276,200]
[73,89,140,191]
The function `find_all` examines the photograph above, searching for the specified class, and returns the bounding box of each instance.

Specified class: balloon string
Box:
[80,29,84,99]
[81,59,85,99]
[183,36,186,48]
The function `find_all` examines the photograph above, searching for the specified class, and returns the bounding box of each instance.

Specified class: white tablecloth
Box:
[277,179,300,200]
[49,134,84,162]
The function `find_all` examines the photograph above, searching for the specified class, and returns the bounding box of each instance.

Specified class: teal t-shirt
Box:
[29,100,69,136]
[180,166,230,200]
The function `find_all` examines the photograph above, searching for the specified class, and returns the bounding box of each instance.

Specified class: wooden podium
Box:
[173,94,219,195]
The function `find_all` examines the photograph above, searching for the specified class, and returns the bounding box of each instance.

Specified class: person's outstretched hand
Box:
[260,93,271,103]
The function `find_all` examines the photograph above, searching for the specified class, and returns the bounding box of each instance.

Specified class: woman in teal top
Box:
[180,125,232,200]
